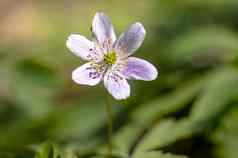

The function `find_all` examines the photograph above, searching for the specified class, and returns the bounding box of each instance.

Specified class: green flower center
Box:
[103,52,117,66]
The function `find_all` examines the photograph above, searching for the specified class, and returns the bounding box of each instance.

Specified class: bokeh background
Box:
[0,0,238,158]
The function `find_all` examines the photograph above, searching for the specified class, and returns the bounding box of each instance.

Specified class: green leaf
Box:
[131,75,207,124]
[131,67,238,156]
[0,115,56,151]
[189,67,238,128]
[211,106,238,158]
[112,75,208,157]
[165,28,238,67]
[111,123,145,158]
[49,98,122,144]
[91,151,186,158]
[12,58,61,117]
[133,119,194,155]
[35,142,61,158]
[133,151,187,158]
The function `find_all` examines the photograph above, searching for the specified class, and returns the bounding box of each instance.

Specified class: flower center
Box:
[103,52,116,66]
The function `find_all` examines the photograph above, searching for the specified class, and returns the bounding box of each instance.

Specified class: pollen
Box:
[103,52,117,66]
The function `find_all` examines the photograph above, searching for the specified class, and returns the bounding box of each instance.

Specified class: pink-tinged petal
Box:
[92,12,116,45]
[104,70,130,100]
[72,62,104,86]
[66,34,102,61]
[122,57,158,81]
[115,22,145,57]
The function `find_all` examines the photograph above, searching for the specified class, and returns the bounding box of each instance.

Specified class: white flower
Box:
[66,12,158,100]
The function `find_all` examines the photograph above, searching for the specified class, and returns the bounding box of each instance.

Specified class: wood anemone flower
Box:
[66,12,158,100]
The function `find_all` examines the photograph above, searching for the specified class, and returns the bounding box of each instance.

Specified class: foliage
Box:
[0,0,238,158]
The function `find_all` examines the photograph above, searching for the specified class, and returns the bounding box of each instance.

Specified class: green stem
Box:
[105,94,113,158]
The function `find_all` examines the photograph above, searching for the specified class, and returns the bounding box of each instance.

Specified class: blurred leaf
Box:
[12,58,61,117]
[183,0,238,7]
[133,119,194,155]
[211,106,238,158]
[133,151,187,158]
[131,74,207,124]
[111,75,208,157]
[92,151,186,158]
[35,142,61,158]
[0,115,57,152]
[112,123,143,158]
[49,99,122,143]
[130,66,238,156]
[164,28,238,67]
[189,67,238,129]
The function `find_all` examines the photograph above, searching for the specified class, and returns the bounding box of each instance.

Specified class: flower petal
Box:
[66,34,102,61]
[92,12,116,45]
[72,62,104,86]
[104,70,130,100]
[115,22,145,57]
[122,57,158,81]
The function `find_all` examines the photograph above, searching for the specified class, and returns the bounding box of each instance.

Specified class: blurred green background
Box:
[0,0,238,158]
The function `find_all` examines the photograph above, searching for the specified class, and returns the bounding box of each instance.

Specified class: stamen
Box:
[103,52,116,66]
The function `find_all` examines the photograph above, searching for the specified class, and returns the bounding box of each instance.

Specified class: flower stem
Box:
[105,93,113,158]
